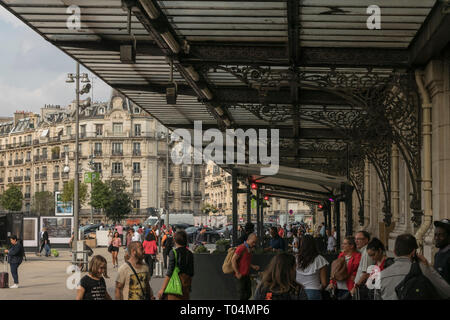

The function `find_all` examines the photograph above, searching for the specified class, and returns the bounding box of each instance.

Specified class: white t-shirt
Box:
[355,245,374,283]
[337,255,351,290]
[132,232,141,242]
[296,255,329,290]
[327,236,336,251]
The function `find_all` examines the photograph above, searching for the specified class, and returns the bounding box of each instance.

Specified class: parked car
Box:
[186,226,220,244]
[218,225,233,239]
[185,226,199,243]
[80,224,101,238]
[171,223,193,231]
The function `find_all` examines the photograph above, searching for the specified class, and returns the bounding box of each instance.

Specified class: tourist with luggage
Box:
[433,219,450,284]
[3,235,24,289]
[158,230,194,300]
[295,235,329,300]
[76,255,111,300]
[232,233,260,300]
[143,232,158,277]
[327,236,361,300]
[380,233,450,300]
[109,232,121,268]
[254,252,308,300]
[116,242,155,300]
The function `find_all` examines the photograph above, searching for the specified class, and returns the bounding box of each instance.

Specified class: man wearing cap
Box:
[434,219,450,284]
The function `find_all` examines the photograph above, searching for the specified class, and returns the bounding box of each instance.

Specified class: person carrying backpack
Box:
[380,233,450,300]
[162,230,174,269]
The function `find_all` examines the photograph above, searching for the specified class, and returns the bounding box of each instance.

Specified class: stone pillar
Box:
[424,58,450,262]
[363,159,370,229]
[388,144,401,251]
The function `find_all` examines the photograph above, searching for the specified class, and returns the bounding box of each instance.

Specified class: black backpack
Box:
[395,259,441,300]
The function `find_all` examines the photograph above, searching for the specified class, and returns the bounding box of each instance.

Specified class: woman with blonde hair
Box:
[76,255,111,300]
[253,253,308,300]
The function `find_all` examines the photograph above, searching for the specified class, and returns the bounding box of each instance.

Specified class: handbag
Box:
[164,248,183,296]
[108,244,113,253]
[330,256,349,281]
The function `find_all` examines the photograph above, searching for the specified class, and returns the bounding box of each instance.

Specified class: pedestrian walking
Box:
[115,223,124,246]
[158,230,194,300]
[125,228,133,248]
[3,235,24,289]
[433,219,450,284]
[380,233,450,300]
[292,228,302,253]
[296,234,329,300]
[42,227,51,257]
[232,233,260,300]
[143,232,158,277]
[254,253,308,300]
[326,229,336,253]
[327,236,361,300]
[161,230,174,269]
[132,228,142,243]
[109,232,121,268]
[115,242,155,300]
[76,255,111,300]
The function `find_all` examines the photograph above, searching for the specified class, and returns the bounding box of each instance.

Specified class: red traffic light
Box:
[318,204,323,209]
[264,195,269,201]
[251,183,258,190]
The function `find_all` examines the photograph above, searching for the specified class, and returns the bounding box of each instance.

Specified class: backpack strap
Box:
[125,261,148,299]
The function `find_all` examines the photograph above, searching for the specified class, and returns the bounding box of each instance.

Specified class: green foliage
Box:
[104,178,132,224]
[201,203,218,214]
[215,239,231,246]
[194,245,208,254]
[0,184,23,211]
[32,191,55,215]
[61,179,88,205]
[90,179,112,210]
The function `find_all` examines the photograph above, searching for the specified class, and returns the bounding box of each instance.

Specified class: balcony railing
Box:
[0,161,3,167]
[25,158,31,163]
[133,189,141,196]
[181,170,192,178]
[25,176,31,181]
[132,170,141,176]
[33,139,39,145]
[40,155,48,161]
[53,172,60,180]
[40,173,47,180]
[181,191,191,197]
[94,150,102,157]
[8,160,12,166]
[111,170,123,176]
[33,156,39,162]
[34,174,40,180]
[14,159,23,165]
[194,191,202,197]
[194,171,202,179]
[13,176,23,182]
[0,178,3,183]
[24,193,31,199]
[61,172,69,180]
[8,177,12,182]
[111,150,123,156]
[51,153,60,160]
[132,149,141,156]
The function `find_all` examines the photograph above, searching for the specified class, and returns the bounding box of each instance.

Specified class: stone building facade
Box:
[0,91,205,223]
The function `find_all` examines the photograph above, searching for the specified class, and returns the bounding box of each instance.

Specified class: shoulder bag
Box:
[125,261,149,300]
[164,248,183,296]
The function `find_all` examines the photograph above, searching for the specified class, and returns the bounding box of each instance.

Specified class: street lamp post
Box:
[66,62,90,245]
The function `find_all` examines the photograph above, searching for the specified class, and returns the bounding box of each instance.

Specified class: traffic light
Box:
[264,195,269,201]
[251,183,258,190]
[318,203,324,210]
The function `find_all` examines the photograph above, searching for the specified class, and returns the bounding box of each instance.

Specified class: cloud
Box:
[0,6,25,28]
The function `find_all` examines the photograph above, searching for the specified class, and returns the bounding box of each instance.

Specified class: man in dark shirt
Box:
[265,227,285,252]
[236,222,254,246]
[434,219,450,284]
[4,235,24,288]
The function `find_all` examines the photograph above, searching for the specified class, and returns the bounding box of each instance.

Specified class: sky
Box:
[0,6,112,117]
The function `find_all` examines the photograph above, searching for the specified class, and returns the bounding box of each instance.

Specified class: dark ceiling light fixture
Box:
[166,59,177,104]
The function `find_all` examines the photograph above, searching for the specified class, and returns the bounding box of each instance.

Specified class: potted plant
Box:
[193,244,208,254]
[215,239,231,252]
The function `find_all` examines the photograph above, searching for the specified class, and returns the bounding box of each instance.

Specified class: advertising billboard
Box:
[55,191,73,216]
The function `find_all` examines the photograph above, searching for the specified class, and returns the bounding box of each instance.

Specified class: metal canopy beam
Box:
[409,1,450,65]
[287,0,300,66]
[49,40,410,68]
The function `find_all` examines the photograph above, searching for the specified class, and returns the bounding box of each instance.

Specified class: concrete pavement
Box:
[0,247,165,300]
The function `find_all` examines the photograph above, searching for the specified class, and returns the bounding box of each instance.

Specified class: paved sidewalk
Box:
[0,247,164,300]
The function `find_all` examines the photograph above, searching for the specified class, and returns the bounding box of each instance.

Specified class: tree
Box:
[104,178,133,223]
[32,191,55,215]
[61,179,88,206]
[0,184,23,212]
[90,179,112,212]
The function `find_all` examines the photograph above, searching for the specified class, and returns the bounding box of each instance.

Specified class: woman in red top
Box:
[143,232,158,277]
[327,236,361,300]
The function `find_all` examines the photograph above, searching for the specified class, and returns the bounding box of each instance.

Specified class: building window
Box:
[98,108,105,115]
[182,181,190,194]
[133,163,140,174]
[93,163,102,173]
[113,123,123,134]
[54,165,59,174]
[26,151,31,161]
[133,199,140,209]
[54,182,59,192]
[134,107,140,114]
[134,124,141,137]
[112,163,123,174]
[25,185,31,194]
[94,143,102,156]
[133,180,140,192]
[66,126,72,136]
[42,183,47,192]
[42,148,47,159]
[26,168,30,177]
[95,124,103,136]
[80,125,86,138]
[112,142,123,155]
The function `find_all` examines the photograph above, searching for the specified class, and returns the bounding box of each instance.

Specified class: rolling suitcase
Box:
[0,256,9,288]
[154,260,163,278]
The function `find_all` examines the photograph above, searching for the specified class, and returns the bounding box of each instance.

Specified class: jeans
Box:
[10,263,19,284]
[236,275,252,300]
[44,243,51,256]
[337,289,351,300]
[305,289,322,300]
[163,250,169,269]
[144,254,155,277]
